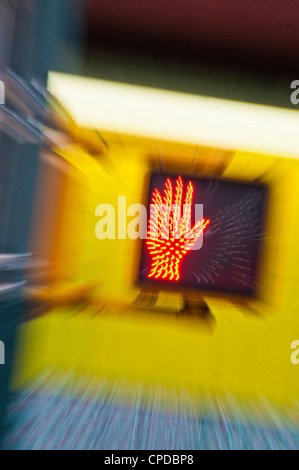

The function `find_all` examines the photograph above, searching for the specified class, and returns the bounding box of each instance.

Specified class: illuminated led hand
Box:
[146,176,210,281]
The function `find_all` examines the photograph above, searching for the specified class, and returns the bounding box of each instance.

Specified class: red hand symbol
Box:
[146,176,210,281]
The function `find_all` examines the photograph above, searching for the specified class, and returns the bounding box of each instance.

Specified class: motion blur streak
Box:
[1,0,299,451]
[8,139,299,449]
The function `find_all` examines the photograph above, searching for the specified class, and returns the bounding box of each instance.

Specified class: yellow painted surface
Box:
[16,137,299,408]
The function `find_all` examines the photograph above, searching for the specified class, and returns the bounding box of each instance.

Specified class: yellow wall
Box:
[15,138,299,408]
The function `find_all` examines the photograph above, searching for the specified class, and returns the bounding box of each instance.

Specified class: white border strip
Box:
[48,72,299,159]
[0,80,5,105]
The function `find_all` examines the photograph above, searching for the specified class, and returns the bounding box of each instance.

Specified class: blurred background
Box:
[1,0,299,450]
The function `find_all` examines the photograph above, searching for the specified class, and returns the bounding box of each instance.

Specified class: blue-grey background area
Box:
[2,381,299,450]
[0,301,23,446]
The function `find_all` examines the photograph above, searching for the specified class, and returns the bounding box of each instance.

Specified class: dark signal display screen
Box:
[138,173,268,297]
